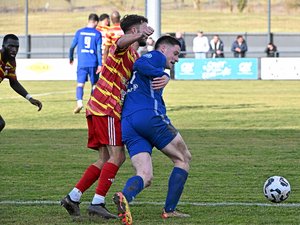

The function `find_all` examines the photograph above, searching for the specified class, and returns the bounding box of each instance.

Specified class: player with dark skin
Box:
[0,34,42,132]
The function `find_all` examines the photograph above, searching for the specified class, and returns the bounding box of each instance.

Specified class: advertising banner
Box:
[175,58,258,80]
[16,58,77,80]
[261,58,300,80]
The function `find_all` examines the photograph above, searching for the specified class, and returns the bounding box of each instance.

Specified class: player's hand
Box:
[96,66,102,74]
[29,98,43,111]
[141,26,154,39]
[152,75,170,90]
[69,59,74,65]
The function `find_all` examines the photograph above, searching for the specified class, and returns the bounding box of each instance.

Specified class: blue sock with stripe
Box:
[164,167,188,212]
[122,176,144,203]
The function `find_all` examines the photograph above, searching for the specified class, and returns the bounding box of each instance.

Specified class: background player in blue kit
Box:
[69,13,102,114]
[113,36,192,225]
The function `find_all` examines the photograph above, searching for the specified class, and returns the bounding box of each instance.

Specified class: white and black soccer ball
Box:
[263,176,291,203]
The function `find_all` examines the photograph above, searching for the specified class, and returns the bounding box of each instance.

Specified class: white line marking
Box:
[0,200,299,207]
[0,90,75,100]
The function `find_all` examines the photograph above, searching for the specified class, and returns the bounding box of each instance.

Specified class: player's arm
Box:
[102,32,112,64]
[9,79,42,111]
[96,36,102,74]
[117,26,154,50]
[102,44,109,64]
[69,33,78,64]
[134,56,170,90]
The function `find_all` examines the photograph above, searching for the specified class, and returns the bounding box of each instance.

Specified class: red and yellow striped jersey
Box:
[86,40,139,119]
[0,50,17,83]
[104,24,124,48]
[96,25,110,52]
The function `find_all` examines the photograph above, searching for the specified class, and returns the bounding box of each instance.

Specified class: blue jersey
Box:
[69,27,102,68]
[122,50,169,118]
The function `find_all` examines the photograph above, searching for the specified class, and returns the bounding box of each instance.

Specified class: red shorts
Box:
[87,115,123,149]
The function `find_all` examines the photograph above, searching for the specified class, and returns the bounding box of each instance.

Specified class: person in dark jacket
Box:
[175,32,186,58]
[231,35,248,58]
[209,35,224,58]
[265,42,278,57]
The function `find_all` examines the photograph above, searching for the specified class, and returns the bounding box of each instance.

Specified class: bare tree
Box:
[174,0,185,9]
[225,0,234,12]
[237,0,247,12]
[193,0,200,9]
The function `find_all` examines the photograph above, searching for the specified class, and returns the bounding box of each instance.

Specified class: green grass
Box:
[1,80,300,224]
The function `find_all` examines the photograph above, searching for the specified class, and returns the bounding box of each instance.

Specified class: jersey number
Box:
[84,36,91,49]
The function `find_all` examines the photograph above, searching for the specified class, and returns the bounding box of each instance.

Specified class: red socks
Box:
[95,162,119,196]
[75,164,101,193]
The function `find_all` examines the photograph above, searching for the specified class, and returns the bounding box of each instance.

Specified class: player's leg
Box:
[113,153,152,225]
[160,133,192,218]
[88,116,124,219]
[0,115,5,132]
[138,111,191,218]
[113,114,154,225]
[74,67,87,114]
[122,152,153,202]
[88,67,99,95]
[61,116,108,217]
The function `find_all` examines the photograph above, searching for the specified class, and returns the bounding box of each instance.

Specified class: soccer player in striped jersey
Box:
[96,13,110,64]
[113,36,192,225]
[69,13,102,114]
[0,34,42,132]
[61,14,169,219]
[102,11,124,63]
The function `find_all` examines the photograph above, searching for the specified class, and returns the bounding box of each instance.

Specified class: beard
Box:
[138,39,147,47]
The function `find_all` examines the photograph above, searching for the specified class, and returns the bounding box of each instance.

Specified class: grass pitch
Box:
[1,80,300,225]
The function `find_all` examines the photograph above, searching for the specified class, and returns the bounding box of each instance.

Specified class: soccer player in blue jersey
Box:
[69,13,102,114]
[113,35,192,225]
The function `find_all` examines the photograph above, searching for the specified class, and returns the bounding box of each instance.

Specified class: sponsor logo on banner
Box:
[202,61,231,79]
[175,58,258,80]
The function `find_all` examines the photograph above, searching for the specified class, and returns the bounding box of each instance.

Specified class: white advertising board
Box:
[261,58,300,80]
[16,58,77,80]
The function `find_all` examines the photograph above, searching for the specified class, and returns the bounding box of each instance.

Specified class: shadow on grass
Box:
[168,103,270,112]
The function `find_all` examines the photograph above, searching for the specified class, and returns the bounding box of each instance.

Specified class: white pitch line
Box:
[0,90,75,100]
[0,200,300,207]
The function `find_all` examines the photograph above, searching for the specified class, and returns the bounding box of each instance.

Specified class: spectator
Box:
[192,30,209,59]
[231,35,248,58]
[175,31,186,58]
[265,42,278,57]
[209,35,224,58]
[146,37,155,52]
[102,10,123,63]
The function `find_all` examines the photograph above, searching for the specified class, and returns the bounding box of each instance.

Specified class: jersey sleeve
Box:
[69,31,79,60]
[133,51,168,78]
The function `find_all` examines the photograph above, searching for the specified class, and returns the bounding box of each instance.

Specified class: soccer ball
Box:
[263,176,291,203]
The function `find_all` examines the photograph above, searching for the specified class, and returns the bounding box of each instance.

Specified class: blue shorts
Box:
[77,67,99,85]
[121,110,178,158]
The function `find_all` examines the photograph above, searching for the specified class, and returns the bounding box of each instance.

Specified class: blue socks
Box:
[76,86,83,101]
[122,176,144,203]
[164,167,188,212]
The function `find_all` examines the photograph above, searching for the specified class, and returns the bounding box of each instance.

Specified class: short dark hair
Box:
[88,13,99,22]
[154,35,181,50]
[120,14,148,33]
[3,34,18,45]
[99,13,109,21]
